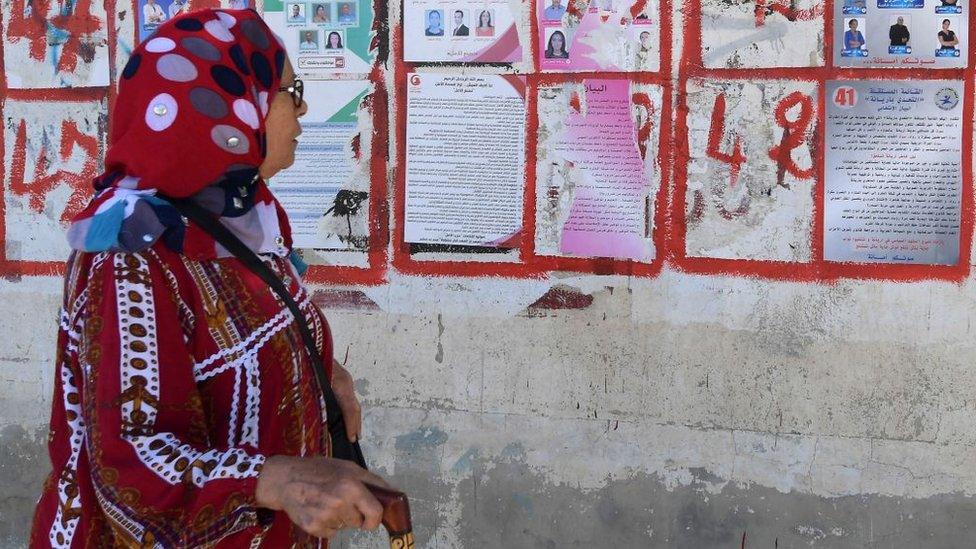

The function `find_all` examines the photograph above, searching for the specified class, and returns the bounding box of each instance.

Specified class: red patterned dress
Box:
[30,244,334,547]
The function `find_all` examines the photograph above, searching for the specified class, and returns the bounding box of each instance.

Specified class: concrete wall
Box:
[2,0,976,548]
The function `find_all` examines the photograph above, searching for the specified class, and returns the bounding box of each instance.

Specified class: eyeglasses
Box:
[278,78,304,107]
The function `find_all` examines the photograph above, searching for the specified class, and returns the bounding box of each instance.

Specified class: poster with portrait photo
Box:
[935,0,963,13]
[264,0,376,75]
[298,29,319,51]
[840,17,868,56]
[537,0,660,71]
[404,0,522,62]
[309,2,332,24]
[887,14,912,54]
[935,17,962,56]
[543,28,570,61]
[323,29,346,50]
[834,0,967,66]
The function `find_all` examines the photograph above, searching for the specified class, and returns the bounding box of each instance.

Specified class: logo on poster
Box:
[832,85,858,108]
[935,87,959,110]
[410,74,422,86]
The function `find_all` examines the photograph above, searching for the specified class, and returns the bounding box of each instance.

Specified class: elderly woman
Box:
[29,9,391,547]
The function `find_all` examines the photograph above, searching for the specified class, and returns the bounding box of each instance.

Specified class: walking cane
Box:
[367,484,414,548]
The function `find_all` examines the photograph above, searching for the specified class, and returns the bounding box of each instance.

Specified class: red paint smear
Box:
[525,285,594,312]
[705,93,745,188]
[312,289,381,311]
[569,91,582,113]
[755,0,825,27]
[629,0,648,19]
[632,92,655,160]
[7,0,104,73]
[8,119,98,223]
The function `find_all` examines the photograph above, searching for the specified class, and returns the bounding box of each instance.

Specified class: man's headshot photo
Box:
[299,29,318,49]
[287,3,306,23]
[889,15,910,48]
[452,10,469,36]
[543,0,566,21]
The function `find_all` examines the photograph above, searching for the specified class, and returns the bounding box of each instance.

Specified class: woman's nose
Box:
[297,100,308,118]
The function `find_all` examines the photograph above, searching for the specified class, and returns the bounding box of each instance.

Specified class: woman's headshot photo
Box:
[938,18,960,50]
[425,9,445,36]
[325,30,344,49]
[545,28,569,58]
[287,2,306,23]
[312,3,331,23]
[843,18,866,49]
[299,29,319,50]
[476,9,494,37]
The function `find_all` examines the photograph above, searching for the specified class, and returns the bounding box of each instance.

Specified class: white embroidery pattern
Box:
[128,433,265,486]
[114,254,161,440]
[48,364,86,548]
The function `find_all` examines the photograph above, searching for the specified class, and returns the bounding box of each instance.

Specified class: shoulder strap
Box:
[168,198,366,468]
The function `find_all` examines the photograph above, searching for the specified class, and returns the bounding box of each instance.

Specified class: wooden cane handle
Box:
[364,484,414,548]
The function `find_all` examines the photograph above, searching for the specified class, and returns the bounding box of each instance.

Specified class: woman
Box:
[425,10,444,36]
[545,29,569,58]
[476,10,494,36]
[938,19,959,49]
[30,9,390,547]
[326,30,343,49]
[313,4,330,23]
[844,18,864,49]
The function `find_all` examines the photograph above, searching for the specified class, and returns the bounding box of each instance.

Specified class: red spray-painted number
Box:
[705,93,746,188]
[9,119,99,223]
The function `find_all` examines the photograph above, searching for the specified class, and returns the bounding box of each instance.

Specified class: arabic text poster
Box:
[824,80,963,265]
[405,74,526,247]
[835,0,966,67]
[535,79,661,261]
[537,0,659,72]
[263,0,375,76]
[404,0,523,62]
[268,80,372,250]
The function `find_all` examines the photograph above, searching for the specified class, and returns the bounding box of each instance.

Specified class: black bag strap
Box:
[169,198,366,469]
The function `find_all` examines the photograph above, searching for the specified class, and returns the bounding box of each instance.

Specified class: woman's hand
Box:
[332,361,361,442]
[255,455,392,539]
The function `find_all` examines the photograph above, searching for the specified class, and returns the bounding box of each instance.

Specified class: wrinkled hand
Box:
[255,455,392,539]
[332,361,361,443]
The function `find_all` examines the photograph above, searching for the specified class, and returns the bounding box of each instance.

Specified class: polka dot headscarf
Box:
[67,9,298,261]
[113,9,286,187]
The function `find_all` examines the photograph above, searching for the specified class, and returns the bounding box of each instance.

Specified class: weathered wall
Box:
[2,0,976,548]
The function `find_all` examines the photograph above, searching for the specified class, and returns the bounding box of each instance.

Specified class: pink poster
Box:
[535,79,661,261]
[537,0,658,72]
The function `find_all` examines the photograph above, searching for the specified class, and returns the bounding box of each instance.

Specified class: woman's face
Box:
[943,20,951,30]
[849,20,857,29]
[429,11,440,26]
[480,11,489,24]
[552,33,564,51]
[259,61,308,180]
[316,5,325,15]
[329,33,340,46]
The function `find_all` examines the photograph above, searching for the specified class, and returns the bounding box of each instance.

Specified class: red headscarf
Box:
[67,9,295,260]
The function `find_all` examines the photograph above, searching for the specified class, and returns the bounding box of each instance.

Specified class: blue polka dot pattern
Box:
[250,52,273,88]
[210,65,246,96]
[189,87,229,119]
[174,18,203,31]
[240,19,271,49]
[122,53,142,79]
[274,49,285,79]
[229,44,251,75]
[181,37,222,61]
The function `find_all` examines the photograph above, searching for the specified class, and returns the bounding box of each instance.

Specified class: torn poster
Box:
[3,0,110,88]
[834,0,967,68]
[138,0,255,42]
[404,73,526,247]
[537,0,659,72]
[535,79,660,261]
[263,0,375,76]
[268,80,371,250]
[404,0,522,62]
[824,80,963,265]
